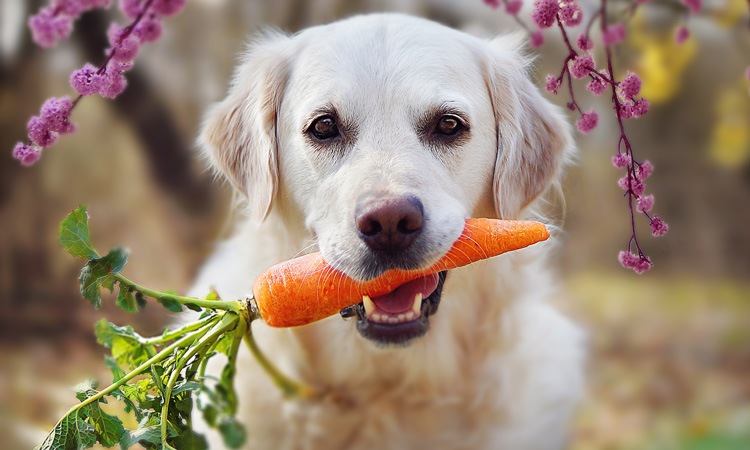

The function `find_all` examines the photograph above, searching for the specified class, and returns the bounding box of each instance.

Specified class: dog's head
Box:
[200,14,572,346]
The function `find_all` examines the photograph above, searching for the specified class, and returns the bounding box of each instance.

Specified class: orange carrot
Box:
[252,218,549,327]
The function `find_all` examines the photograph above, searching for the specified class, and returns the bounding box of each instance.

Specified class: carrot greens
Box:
[38,206,305,450]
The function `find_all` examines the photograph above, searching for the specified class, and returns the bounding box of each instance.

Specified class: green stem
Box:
[243,324,315,399]
[42,315,221,444]
[161,313,240,449]
[115,274,242,312]
[142,313,219,345]
[160,319,215,377]
[222,312,248,414]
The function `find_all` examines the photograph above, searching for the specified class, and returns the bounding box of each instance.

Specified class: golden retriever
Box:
[189,13,585,450]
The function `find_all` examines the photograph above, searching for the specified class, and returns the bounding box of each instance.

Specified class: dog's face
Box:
[201,14,571,346]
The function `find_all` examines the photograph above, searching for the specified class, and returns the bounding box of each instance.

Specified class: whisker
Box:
[291,240,319,259]
[445,240,474,265]
[458,232,488,259]
[295,254,326,301]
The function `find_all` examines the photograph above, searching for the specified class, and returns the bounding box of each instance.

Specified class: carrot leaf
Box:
[38,207,305,449]
[58,205,99,260]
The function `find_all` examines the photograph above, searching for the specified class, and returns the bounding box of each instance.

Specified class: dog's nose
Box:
[355,196,424,253]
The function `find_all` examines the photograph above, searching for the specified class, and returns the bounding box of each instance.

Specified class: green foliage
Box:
[58,206,99,260]
[116,285,139,313]
[95,320,154,369]
[39,207,251,450]
[79,248,130,309]
[37,409,97,450]
[157,293,185,313]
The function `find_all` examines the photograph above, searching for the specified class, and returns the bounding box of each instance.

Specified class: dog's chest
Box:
[279,363,507,450]
[262,275,512,449]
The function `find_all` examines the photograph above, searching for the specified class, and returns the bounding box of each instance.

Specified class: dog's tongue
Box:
[371,273,440,314]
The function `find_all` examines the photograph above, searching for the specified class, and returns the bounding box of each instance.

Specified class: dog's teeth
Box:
[398,314,405,321]
[372,313,381,322]
[363,295,376,316]
[388,317,399,324]
[411,293,422,315]
[405,311,414,320]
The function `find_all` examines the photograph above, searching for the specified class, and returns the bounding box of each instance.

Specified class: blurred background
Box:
[1,0,749,448]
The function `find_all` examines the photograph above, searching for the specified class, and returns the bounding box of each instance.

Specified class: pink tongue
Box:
[370,273,440,314]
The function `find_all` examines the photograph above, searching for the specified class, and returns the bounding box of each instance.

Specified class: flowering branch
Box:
[484,0,681,273]
[12,0,186,166]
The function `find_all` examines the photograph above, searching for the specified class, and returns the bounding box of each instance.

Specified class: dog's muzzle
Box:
[340,271,447,346]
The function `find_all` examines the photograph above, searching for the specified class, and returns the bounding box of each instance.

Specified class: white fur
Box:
[191,14,585,449]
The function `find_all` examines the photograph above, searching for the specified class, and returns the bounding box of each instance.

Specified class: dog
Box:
[188,13,585,449]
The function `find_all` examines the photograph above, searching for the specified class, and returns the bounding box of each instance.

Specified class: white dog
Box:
[189,13,585,450]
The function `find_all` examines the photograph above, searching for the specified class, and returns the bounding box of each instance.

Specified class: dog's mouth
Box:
[340,271,447,346]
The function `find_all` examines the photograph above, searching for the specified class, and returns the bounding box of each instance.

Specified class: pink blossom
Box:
[112,34,141,62]
[620,102,633,119]
[637,194,654,213]
[39,96,75,134]
[27,116,57,147]
[28,7,73,47]
[636,160,653,180]
[53,1,84,16]
[12,143,42,166]
[586,77,607,95]
[650,215,669,236]
[16,0,184,165]
[631,98,650,118]
[107,23,128,45]
[618,174,645,196]
[619,251,652,274]
[505,0,523,15]
[576,110,599,134]
[151,0,186,16]
[569,53,595,79]
[79,0,112,7]
[681,0,701,14]
[529,30,545,47]
[576,33,593,51]
[532,0,560,29]
[99,70,128,98]
[620,99,649,119]
[545,74,561,94]
[675,26,690,44]
[70,63,106,96]
[602,23,626,46]
[559,3,582,27]
[119,0,143,19]
[619,72,641,99]
[110,60,134,73]
[618,175,630,191]
[134,16,163,42]
[612,152,631,168]
[632,179,645,196]
[28,1,114,47]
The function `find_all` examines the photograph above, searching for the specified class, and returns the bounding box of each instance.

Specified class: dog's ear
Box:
[484,35,573,219]
[199,30,293,220]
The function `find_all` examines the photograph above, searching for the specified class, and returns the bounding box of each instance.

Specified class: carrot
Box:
[252,218,549,327]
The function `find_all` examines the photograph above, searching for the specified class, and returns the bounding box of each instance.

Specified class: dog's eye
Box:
[309,115,340,140]
[435,115,463,136]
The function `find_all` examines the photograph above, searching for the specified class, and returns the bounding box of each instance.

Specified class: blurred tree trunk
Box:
[76,10,215,215]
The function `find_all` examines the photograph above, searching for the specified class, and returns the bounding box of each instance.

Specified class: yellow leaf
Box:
[630,35,697,104]
[712,0,748,28]
[709,80,750,167]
